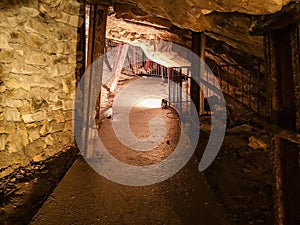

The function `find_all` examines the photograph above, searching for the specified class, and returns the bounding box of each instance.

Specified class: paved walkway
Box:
[30,77,228,225]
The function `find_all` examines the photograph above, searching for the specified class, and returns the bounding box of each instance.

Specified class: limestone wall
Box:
[0,0,83,178]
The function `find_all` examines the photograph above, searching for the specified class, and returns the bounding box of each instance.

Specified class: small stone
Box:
[10,177,16,183]
[248,136,267,150]
[32,154,46,162]
[15,174,24,179]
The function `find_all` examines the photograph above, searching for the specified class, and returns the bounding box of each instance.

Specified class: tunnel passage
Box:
[0,1,299,225]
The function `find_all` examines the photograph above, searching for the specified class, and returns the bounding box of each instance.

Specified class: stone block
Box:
[50,100,63,110]
[25,51,49,66]
[5,79,30,91]
[61,0,83,16]
[1,99,23,108]
[25,32,46,48]
[69,15,83,27]
[5,79,31,91]
[4,108,21,121]
[62,77,73,94]
[31,98,49,111]
[0,86,6,93]
[49,120,64,132]
[41,41,58,54]
[49,89,59,102]
[64,120,73,131]
[44,145,60,158]
[9,31,24,44]
[0,33,11,49]
[22,110,47,123]
[28,87,42,98]
[32,153,47,163]
[10,62,40,75]
[24,139,46,157]
[55,27,77,41]
[19,101,32,114]
[57,63,72,75]
[7,88,29,100]
[32,153,48,162]
[36,78,62,89]
[61,130,73,144]
[19,6,39,18]
[45,66,59,77]
[0,12,18,28]
[0,48,14,63]
[39,0,62,8]
[57,41,77,54]
[52,110,65,123]
[0,134,8,151]
[0,167,14,179]
[24,18,50,37]
[58,92,69,100]
[28,127,41,142]
[0,120,15,133]
[63,111,73,120]
[40,120,50,136]
[0,148,30,170]
[62,100,74,110]
[6,132,24,153]
[45,133,54,145]
[18,122,29,146]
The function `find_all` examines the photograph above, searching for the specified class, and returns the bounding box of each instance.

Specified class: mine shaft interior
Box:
[0,0,300,225]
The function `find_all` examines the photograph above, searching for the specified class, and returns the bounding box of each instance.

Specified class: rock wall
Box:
[0,0,83,178]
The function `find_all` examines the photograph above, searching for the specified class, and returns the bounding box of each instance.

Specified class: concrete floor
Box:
[29,156,228,225]
[30,77,228,225]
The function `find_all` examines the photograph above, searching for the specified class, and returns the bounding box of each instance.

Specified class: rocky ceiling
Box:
[94,0,298,67]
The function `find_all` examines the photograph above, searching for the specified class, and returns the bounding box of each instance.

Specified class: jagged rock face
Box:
[106,15,191,47]
[206,13,264,59]
[112,0,293,31]
[108,0,294,62]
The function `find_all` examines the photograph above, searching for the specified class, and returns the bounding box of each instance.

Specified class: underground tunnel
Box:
[0,0,300,225]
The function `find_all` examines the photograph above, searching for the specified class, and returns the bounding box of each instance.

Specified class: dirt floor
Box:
[0,73,275,225]
[0,147,78,225]
[198,111,274,224]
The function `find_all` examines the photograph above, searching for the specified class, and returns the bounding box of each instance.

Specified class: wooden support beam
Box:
[263,24,300,225]
[82,4,108,157]
[110,44,129,92]
[191,32,206,115]
[291,24,300,132]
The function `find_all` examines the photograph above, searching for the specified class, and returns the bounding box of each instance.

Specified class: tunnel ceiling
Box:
[96,0,297,66]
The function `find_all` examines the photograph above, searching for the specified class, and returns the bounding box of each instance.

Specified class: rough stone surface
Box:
[0,0,82,175]
[113,0,293,31]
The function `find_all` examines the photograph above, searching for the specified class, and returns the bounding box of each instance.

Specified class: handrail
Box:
[225,93,300,146]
